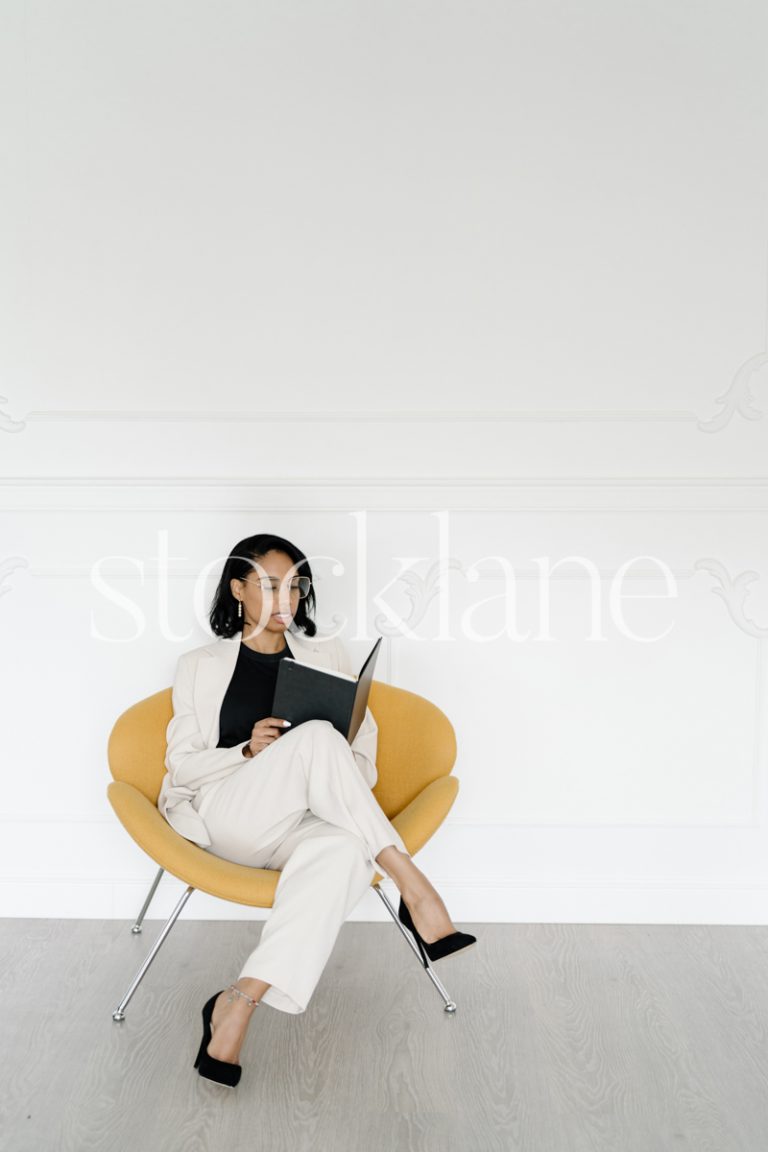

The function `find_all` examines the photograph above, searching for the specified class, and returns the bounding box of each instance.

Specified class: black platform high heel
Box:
[398,897,477,965]
[194,986,259,1087]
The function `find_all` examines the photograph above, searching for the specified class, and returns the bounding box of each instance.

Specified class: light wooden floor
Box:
[3,917,768,1151]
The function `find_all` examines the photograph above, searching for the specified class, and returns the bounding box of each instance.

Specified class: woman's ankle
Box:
[376,849,437,905]
[233,977,270,1005]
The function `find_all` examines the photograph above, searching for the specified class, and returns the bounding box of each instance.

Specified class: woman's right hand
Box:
[244,717,292,758]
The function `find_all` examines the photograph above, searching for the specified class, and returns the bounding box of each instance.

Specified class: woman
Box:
[157,533,476,1087]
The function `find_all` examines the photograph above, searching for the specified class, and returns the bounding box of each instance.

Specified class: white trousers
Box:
[193,719,408,1015]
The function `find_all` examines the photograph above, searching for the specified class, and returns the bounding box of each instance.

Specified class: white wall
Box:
[2,0,768,923]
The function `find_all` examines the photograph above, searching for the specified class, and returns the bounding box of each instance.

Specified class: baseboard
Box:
[2,876,768,924]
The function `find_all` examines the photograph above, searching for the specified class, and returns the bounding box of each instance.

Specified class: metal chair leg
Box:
[131,866,165,934]
[373,883,457,1014]
[112,885,195,1022]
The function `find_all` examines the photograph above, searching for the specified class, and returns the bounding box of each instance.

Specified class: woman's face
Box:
[231,550,305,641]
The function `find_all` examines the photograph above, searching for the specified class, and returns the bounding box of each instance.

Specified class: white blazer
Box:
[157,627,379,848]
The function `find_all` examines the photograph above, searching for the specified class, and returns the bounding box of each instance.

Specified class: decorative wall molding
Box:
[19,408,700,425]
[695,559,768,638]
[388,606,768,831]
[6,479,768,515]
[5,475,768,487]
[0,396,25,434]
[698,252,768,433]
[23,557,767,638]
[9,245,764,436]
[4,392,765,434]
[375,558,467,634]
[375,560,756,637]
[698,353,768,433]
[3,870,768,890]
[1,813,765,830]
[0,556,28,598]
[24,564,701,579]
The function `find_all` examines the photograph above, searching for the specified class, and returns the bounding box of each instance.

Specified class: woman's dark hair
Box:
[209,534,317,639]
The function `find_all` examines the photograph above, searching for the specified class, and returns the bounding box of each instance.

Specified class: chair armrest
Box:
[107,781,280,907]
[372,775,460,884]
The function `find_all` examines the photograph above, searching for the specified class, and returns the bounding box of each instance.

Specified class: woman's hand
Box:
[243,717,292,758]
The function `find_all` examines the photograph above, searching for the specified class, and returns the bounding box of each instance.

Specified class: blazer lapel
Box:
[195,628,334,749]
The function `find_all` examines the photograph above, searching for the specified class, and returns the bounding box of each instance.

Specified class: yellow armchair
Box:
[107,680,462,1020]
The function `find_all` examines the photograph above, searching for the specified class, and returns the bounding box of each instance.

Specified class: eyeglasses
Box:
[244,576,311,599]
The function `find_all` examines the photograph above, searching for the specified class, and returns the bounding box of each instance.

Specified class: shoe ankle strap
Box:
[226,984,260,1009]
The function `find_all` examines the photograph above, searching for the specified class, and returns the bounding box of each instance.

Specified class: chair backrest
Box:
[107,680,457,818]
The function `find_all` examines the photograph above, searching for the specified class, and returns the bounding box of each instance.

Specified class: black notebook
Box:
[272,636,383,743]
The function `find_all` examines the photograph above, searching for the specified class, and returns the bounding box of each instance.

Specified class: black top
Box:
[216,640,294,748]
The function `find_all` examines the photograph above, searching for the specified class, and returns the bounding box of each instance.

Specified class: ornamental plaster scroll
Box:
[374,558,466,636]
[0,397,25,433]
[697,353,768,433]
[0,556,29,598]
[694,558,768,639]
